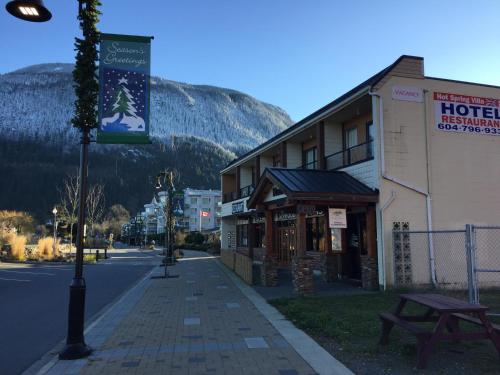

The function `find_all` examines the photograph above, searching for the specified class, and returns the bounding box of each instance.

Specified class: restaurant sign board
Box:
[329,208,347,228]
[434,92,500,136]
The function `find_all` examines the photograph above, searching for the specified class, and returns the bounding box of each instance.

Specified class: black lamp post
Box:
[156,171,175,273]
[5,0,100,360]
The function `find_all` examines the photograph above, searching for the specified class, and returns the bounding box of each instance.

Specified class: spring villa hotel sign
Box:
[434,92,500,136]
[97,33,153,144]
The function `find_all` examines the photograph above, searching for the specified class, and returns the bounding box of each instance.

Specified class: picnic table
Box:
[379,293,500,369]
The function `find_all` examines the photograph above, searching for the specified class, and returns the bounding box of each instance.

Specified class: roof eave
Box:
[221,86,371,174]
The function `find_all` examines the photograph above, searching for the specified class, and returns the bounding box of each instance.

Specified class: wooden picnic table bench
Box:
[379,293,500,369]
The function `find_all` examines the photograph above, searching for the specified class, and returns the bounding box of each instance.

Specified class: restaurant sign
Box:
[328,208,347,228]
[435,92,500,136]
[231,201,245,214]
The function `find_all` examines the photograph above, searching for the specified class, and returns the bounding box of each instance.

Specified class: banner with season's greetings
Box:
[97,34,152,144]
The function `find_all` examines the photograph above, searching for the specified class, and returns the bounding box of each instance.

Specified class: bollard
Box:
[96,249,99,262]
[104,247,108,259]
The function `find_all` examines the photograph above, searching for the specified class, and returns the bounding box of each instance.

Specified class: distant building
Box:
[128,188,222,239]
[183,188,221,232]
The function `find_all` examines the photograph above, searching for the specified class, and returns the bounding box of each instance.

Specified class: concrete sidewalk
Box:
[40,251,352,375]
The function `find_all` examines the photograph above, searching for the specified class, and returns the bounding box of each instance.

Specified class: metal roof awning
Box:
[247,168,379,208]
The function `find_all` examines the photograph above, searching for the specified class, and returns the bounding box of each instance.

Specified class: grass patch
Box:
[271,290,500,374]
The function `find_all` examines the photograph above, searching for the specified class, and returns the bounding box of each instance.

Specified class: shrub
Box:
[184,232,204,245]
[37,237,60,260]
[5,233,27,261]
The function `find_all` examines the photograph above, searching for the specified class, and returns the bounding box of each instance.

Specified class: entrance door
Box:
[277,226,296,265]
[345,213,366,280]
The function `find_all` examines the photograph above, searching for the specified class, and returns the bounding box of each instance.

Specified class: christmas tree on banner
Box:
[101,75,145,132]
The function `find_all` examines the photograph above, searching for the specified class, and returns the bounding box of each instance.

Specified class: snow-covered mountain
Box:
[0,63,292,152]
[0,63,292,220]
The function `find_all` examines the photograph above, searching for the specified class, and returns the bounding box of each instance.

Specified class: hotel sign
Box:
[329,208,347,228]
[435,92,500,136]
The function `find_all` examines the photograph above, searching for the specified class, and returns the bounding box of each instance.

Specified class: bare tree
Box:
[59,172,79,251]
[86,183,105,237]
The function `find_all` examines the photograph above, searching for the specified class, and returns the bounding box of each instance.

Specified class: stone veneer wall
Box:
[292,256,314,295]
[305,251,323,271]
[361,255,379,290]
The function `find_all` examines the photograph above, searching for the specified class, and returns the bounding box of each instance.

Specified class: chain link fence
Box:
[393,230,467,289]
[393,225,500,310]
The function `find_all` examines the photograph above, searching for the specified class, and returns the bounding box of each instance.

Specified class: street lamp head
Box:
[5,0,51,22]
[52,207,58,215]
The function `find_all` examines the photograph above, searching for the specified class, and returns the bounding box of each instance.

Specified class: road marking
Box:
[0,270,55,276]
[0,277,30,282]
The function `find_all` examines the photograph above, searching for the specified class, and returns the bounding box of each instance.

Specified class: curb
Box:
[215,259,354,375]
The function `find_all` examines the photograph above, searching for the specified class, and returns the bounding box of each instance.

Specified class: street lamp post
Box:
[6,0,101,360]
[156,171,174,272]
[52,207,58,255]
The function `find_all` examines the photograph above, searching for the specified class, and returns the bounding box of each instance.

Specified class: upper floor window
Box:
[272,155,281,167]
[345,128,358,149]
[303,147,317,169]
[202,197,209,205]
[190,197,197,205]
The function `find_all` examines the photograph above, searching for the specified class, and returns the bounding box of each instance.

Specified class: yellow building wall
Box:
[377,74,500,286]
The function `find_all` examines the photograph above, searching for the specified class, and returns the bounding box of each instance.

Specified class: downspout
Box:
[369,90,436,286]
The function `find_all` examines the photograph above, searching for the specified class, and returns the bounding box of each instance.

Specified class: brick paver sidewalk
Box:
[43,251,349,375]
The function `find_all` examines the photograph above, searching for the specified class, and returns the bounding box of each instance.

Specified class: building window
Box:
[253,223,265,248]
[236,224,248,247]
[272,155,281,167]
[202,197,209,204]
[303,147,317,169]
[345,127,358,149]
[190,197,197,205]
[306,216,326,252]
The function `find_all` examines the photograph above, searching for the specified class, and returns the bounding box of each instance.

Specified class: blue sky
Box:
[1,0,500,121]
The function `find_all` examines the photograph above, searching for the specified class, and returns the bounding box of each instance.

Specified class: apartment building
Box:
[220,55,500,292]
[183,188,222,232]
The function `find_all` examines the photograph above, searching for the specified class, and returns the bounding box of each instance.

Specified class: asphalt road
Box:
[0,247,161,375]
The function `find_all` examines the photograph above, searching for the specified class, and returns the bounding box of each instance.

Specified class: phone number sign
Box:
[434,92,500,136]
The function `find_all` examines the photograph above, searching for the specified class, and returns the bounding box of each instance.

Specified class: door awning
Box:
[247,168,379,208]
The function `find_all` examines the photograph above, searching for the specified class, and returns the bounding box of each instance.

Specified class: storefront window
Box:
[253,223,265,248]
[236,224,248,247]
[306,216,326,252]
[331,228,342,252]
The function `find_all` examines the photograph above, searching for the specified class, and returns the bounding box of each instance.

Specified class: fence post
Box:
[465,224,478,304]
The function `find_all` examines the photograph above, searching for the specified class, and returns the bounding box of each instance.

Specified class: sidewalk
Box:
[41,251,352,375]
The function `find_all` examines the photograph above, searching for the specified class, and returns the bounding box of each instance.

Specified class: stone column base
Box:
[322,252,338,283]
[261,255,278,287]
[292,256,314,295]
[361,255,379,290]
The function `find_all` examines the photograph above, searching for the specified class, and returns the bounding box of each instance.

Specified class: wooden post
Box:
[265,210,274,255]
[236,166,241,199]
[248,216,254,259]
[281,141,287,168]
[255,155,261,181]
[317,121,325,170]
[325,208,332,254]
[366,205,377,258]
[296,212,307,256]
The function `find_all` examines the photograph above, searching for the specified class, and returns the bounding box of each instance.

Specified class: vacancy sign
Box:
[434,92,500,136]
[392,86,423,102]
[329,208,347,228]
